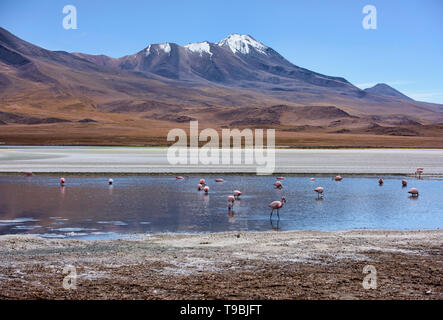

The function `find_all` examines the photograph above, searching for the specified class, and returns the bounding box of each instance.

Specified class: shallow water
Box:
[0,175,441,239]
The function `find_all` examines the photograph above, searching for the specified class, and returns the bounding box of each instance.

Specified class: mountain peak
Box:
[145,42,172,56]
[364,83,413,101]
[217,33,268,55]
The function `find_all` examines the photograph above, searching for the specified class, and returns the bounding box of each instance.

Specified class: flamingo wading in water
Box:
[269,196,286,219]
[415,168,424,179]
[233,190,242,199]
[314,186,324,199]
[274,181,283,189]
[227,195,235,210]
[408,188,419,197]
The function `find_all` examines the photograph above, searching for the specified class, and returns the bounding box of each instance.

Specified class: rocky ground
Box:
[0,230,441,299]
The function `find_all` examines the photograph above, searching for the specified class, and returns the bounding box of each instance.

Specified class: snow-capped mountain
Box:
[108,33,362,98]
[217,34,270,55]
[2,26,443,133]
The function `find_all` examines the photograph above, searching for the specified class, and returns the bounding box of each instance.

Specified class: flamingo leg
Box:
[277,209,280,220]
[270,209,274,219]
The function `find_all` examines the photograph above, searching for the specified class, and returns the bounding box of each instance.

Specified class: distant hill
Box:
[364,83,413,101]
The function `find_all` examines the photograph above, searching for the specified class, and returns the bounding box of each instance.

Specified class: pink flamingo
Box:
[314,186,324,199]
[203,186,209,194]
[215,178,224,182]
[274,181,283,189]
[269,196,286,219]
[108,178,113,185]
[276,176,285,180]
[402,179,407,187]
[199,179,206,185]
[228,195,235,210]
[408,188,419,197]
[334,176,343,181]
[197,184,203,191]
[415,168,424,179]
[176,176,184,180]
[310,178,315,182]
[379,178,384,185]
[24,171,33,177]
[60,177,66,186]
[233,190,242,199]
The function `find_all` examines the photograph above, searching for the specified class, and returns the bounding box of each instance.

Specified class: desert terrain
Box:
[0,230,441,299]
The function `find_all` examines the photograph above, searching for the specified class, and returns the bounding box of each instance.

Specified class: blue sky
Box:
[1,0,442,103]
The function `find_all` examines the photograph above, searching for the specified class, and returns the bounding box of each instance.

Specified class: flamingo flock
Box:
[22,168,424,225]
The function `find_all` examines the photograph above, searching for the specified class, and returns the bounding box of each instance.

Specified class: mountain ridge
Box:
[1,27,443,146]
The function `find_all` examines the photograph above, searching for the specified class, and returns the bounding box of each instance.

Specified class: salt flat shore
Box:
[0,229,441,299]
[1,147,443,174]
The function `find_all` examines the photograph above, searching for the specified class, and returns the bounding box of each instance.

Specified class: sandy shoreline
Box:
[0,229,441,299]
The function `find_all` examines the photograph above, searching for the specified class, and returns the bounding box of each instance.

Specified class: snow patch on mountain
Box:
[158,43,171,55]
[184,41,213,57]
[145,43,171,56]
[217,34,268,55]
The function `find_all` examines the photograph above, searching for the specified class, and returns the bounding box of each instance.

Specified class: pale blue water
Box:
[0,175,441,239]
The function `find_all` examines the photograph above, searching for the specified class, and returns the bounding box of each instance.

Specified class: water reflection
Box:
[228,210,235,224]
[0,174,441,239]
[270,219,280,231]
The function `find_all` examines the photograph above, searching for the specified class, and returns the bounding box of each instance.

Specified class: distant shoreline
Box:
[1,147,443,175]
[1,172,442,178]
[2,145,443,149]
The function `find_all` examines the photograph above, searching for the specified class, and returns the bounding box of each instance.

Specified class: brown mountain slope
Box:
[0,27,443,146]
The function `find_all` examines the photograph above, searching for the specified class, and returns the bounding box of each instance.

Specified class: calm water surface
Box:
[0,175,441,239]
